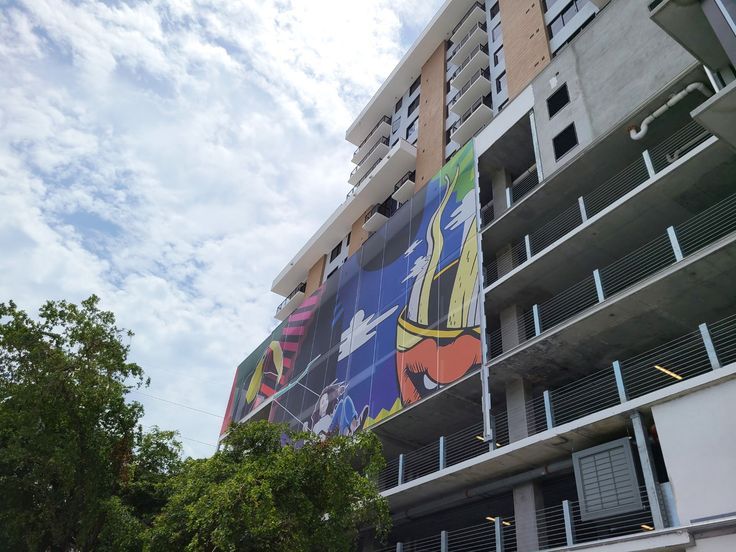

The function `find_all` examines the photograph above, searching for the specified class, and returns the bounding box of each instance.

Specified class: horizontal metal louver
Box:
[573,437,643,521]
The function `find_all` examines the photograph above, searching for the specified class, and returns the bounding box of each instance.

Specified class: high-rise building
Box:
[221,0,736,550]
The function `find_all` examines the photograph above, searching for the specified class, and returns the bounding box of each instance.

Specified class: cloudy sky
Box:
[0,0,444,456]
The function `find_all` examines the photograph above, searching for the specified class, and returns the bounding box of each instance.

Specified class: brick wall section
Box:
[499,0,551,99]
[305,254,326,296]
[348,206,373,257]
[414,41,448,192]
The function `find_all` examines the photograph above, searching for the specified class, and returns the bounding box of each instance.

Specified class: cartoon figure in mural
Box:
[396,157,483,405]
[304,380,369,438]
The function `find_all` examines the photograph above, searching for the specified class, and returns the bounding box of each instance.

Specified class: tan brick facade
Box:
[348,206,373,257]
[305,254,326,296]
[414,42,448,192]
[499,0,551,100]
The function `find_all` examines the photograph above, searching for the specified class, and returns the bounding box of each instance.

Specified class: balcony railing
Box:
[451,2,485,37]
[483,121,712,285]
[377,311,736,491]
[452,43,489,81]
[275,282,306,313]
[352,136,389,174]
[355,156,384,188]
[364,203,391,224]
[450,22,487,62]
[450,95,493,136]
[393,171,415,193]
[354,115,391,155]
[509,166,539,204]
[480,201,495,227]
[449,68,490,110]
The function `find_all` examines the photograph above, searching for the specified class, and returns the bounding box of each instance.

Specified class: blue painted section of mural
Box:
[221,142,481,437]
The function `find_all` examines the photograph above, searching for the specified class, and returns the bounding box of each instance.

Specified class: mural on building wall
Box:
[221,141,482,438]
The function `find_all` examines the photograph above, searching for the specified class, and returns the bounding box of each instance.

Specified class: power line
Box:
[130,390,223,419]
[140,423,217,448]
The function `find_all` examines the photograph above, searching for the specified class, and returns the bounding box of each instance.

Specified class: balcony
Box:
[274,282,306,321]
[449,95,492,146]
[362,203,391,233]
[391,170,415,204]
[451,43,489,89]
[351,138,417,196]
[348,136,390,186]
[450,22,487,67]
[449,68,491,116]
[351,115,391,164]
[693,79,736,151]
[450,2,486,45]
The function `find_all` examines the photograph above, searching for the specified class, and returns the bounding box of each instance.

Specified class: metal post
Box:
[529,110,544,182]
[495,517,505,552]
[395,543,403,552]
[612,360,628,403]
[593,269,605,303]
[562,500,576,546]
[398,454,405,486]
[505,186,513,209]
[666,226,684,261]
[524,234,532,260]
[578,196,588,223]
[631,411,667,529]
[543,390,555,430]
[532,304,542,336]
[643,149,656,178]
[490,413,498,451]
[699,323,722,370]
[440,530,448,552]
[439,436,446,470]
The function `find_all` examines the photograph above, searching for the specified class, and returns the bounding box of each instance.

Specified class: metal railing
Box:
[449,68,490,109]
[451,2,485,37]
[510,166,539,204]
[452,43,489,81]
[365,202,392,224]
[394,171,416,192]
[354,115,391,154]
[450,22,487,62]
[481,200,495,227]
[483,239,527,286]
[450,95,493,136]
[352,136,389,172]
[275,282,306,313]
[378,312,736,490]
[355,156,384,188]
[484,121,713,286]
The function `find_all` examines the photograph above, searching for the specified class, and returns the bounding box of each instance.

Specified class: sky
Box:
[0,0,445,457]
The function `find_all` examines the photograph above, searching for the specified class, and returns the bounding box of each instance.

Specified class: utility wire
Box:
[130,389,223,419]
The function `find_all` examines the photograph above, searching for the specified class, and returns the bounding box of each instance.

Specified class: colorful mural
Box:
[221,142,482,438]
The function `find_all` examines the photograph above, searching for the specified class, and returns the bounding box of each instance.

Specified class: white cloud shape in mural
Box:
[402,255,428,283]
[404,239,422,257]
[338,307,398,362]
[445,191,476,231]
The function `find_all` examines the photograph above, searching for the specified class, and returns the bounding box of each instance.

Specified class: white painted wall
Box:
[652,376,736,525]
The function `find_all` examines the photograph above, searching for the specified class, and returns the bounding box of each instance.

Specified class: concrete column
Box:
[512,481,544,552]
[505,375,532,442]
[500,304,522,352]
[492,169,513,219]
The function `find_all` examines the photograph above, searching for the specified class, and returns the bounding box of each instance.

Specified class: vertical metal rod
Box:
[562,500,576,546]
[441,530,448,552]
[524,234,532,260]
[578,196,588,223]
[480,365,494,441]
[643,149,656,178]
[699,323,721,370]
[667,226,684,261]
[495,517,504,552]
[490,413,498,451]
[439,436,446,470]
[532,304,542,336]
[395,543,403,552]
[613,360,628,403]
[398,453,405,486]
[593,269,605,303]
[543,390,555,430]
[631,411,667,529]
[529,110,544,182]
[505,186,513,209]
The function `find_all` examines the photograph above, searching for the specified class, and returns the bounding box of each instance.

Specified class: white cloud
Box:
[0,0,443,456]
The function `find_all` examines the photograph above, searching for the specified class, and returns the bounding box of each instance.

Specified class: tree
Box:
[0,296,181,551]
[147,420,391,551]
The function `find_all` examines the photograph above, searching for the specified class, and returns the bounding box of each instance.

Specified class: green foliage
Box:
[0,296,181,551]
[147,420,391,552]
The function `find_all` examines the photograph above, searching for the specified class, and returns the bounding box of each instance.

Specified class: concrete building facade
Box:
[222,0,736,550]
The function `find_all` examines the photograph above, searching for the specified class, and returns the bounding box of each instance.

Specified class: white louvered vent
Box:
[572,438,643,521]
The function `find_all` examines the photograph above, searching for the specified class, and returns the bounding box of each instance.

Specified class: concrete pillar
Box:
[500,304,522,352]
[513,481,544,552]
[492,169,513,219]
[505,375,532,442]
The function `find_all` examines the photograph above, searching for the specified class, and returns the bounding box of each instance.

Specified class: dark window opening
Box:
[392,116,401,134]
[547,83,570,118]
[496,71,506,94]
[406,118,418,140]
[490,1,500,19]
[407,96,420,117]
[552,123,578,160]
[493,46,504,66]
[410,77,420,96]
[329,242,342,262]
[395,97,403,113]
[491,22,502,42]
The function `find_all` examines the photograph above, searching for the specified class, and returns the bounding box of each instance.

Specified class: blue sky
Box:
[0,0,443,456]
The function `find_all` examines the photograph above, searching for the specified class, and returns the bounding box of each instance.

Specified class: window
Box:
[392,116,401,134]
[345,232,351,246]
[406,118,418,140]
[407,96,420,117]
[548,0,589,38]
[547,83,570,118]
[489,1,500,19]
[329,242,342,262]
[491,22,502,42]
[409,77,420,96]
[543,0,562,11]
[552,123,578,160]
[395,97,403,113]
[493,46,504,66]
[496,71,506,94]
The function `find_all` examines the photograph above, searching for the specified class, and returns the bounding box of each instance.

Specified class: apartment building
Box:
[221,0,736,550]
